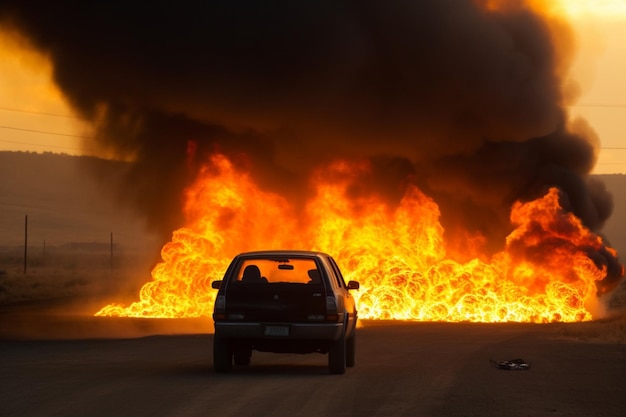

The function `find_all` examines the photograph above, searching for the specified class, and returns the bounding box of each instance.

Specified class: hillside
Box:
[0,151,158,248]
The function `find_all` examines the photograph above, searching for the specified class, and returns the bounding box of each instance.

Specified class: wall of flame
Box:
[96,154,622,322]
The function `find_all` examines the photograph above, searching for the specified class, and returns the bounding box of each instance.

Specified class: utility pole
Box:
[110,232,114,272]
[24,215,28,274]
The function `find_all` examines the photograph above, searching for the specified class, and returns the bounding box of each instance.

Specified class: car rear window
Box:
[234,257,321,284]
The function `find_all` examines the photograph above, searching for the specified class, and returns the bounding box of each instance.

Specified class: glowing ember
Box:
[96,154,622,322]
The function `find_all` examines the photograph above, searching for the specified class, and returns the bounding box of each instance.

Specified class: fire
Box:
[96,153,621,322]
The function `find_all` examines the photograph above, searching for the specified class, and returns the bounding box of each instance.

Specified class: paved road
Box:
[1,320,625,417]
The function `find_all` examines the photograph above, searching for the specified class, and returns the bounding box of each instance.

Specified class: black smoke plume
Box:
[1,1,622,291]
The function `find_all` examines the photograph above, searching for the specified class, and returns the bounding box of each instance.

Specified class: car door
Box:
[325,256,357,331]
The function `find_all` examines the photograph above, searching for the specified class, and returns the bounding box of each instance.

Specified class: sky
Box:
[566,0,626,174]
[0,29,93,156]
[0,1,624,174]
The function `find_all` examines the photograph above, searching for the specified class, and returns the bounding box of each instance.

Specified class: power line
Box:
[0,124,93,140]
[0,105,84,120]
[0,139,83,152]
[572,104,626,109]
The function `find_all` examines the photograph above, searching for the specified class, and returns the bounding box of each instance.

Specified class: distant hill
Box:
[0,151,157,249]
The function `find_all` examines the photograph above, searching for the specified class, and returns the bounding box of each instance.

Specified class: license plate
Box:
[264,325,289,337]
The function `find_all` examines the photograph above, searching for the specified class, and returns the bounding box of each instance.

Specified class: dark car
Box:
[211,250,359,374]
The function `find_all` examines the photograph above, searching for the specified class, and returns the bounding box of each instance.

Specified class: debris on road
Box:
[490,358,531,370]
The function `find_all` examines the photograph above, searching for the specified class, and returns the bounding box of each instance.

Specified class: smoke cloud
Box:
[0,1,621,289]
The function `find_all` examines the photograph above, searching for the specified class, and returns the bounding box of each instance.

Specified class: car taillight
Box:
[325,295,339,322]
[213,295,226,320]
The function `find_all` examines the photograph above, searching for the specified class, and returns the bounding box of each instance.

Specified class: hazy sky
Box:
[0,0,624,173]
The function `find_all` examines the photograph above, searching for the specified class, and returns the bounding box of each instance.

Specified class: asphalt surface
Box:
[1,318,625,417]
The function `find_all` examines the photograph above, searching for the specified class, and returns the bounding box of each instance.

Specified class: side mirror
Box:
[347,280,360,290]
[211,280,222,289]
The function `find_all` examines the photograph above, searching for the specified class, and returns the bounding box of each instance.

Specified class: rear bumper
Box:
[214,321,343,341]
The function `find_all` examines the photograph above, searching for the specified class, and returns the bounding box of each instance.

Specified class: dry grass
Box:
[554,313,626,344]
[0,246,156,307]
[0,267,111,304]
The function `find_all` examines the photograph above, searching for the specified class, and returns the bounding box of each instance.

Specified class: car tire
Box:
[346,330,356,368]
[328,327,346,374]
[233,346,252,366]
[213,334,232,373]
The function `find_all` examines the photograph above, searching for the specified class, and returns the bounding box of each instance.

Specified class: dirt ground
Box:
[1,307,625,417]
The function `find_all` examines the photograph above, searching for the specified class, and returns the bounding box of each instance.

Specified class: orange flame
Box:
[96,154,619,322]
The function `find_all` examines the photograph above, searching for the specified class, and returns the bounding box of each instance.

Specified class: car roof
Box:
[235,250,331,259]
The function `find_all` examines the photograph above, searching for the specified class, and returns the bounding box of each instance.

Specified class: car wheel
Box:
[346,331,356,368]
[328,328,346,374]
[233,346,252,366]
[213,334,232,373]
